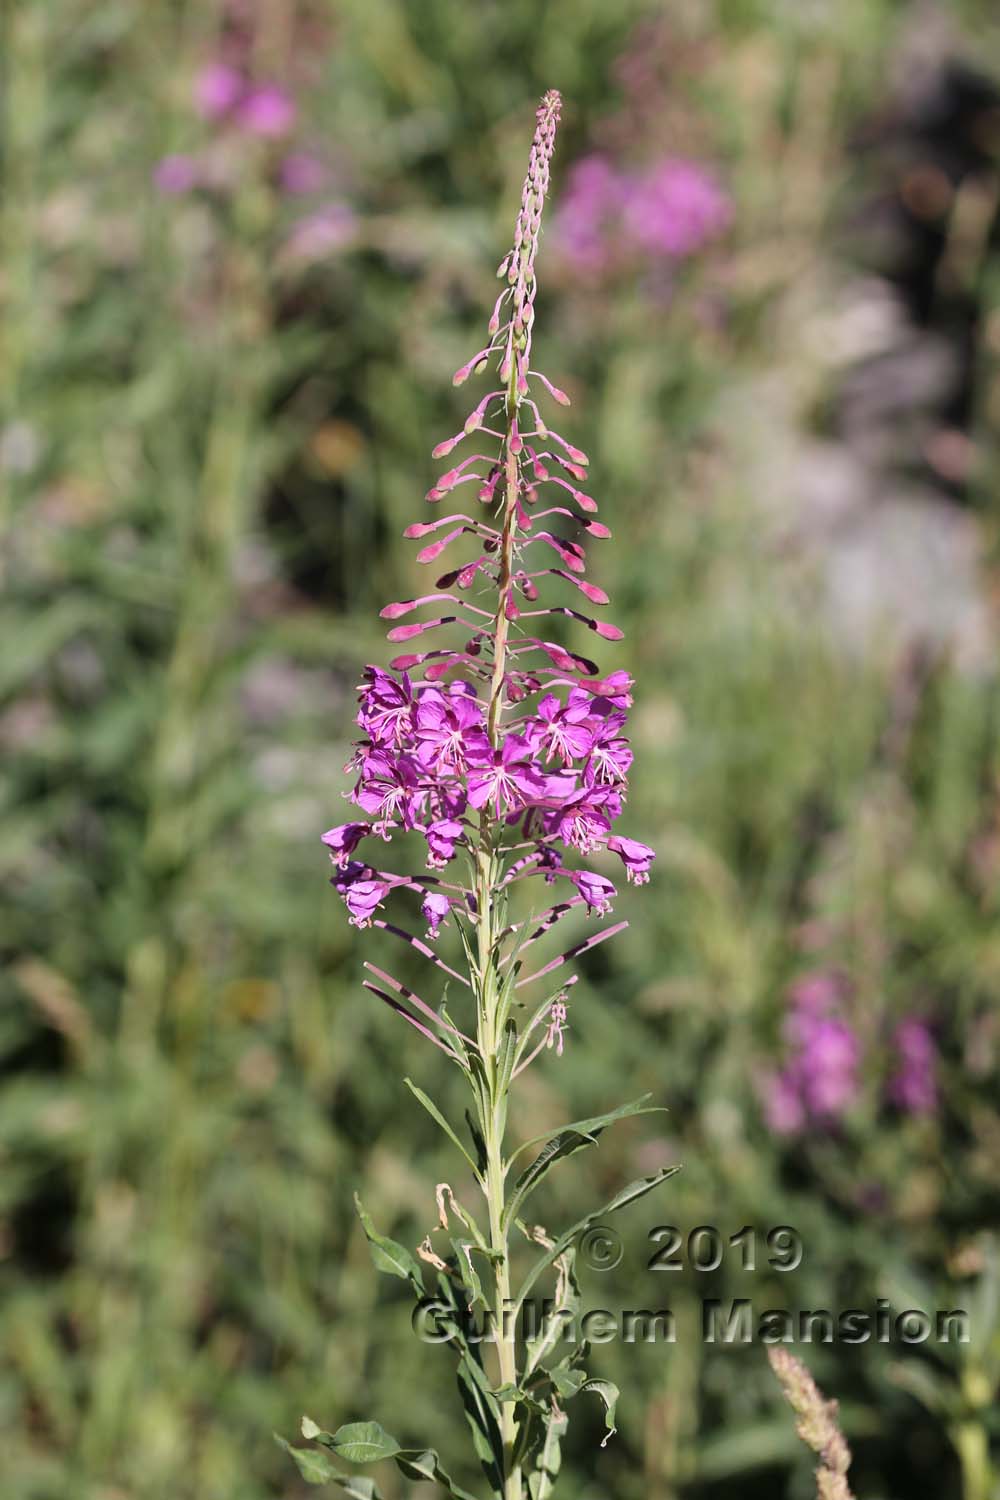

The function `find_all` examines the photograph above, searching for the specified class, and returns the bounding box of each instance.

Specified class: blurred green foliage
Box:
[3,2,1000,1498]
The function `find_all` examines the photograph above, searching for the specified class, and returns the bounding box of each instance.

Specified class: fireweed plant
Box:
[280,92,674,1500]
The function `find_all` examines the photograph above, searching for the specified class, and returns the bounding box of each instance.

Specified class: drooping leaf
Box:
[492,1383,549,1417]
[394,1446,483,1500]
[580,1379,619,1445]
[524,1250,582,1380]
[502,1132,592,1233]
[515,1165,680,1311]
[274,1436,383,1496]
[354,1194,425,1293]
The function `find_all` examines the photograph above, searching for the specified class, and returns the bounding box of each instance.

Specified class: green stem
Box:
[474,357,524,1500]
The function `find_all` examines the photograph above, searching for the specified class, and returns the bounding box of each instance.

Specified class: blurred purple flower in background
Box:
[194,62,243,120]
[238,84,296,138]
[280,151,327,194]
[624,158,732,258]
[762,971,861,1134]
[889,1018,938,1115]
[282,203,357,263]
[553,156,627,274]
[554,152,731,276]
[153,154,199,195]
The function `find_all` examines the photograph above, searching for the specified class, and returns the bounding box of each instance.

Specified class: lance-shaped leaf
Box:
[509,1094,662,1167]
[354,1193,425,1294]
[514,1166,681,1313]
[526,1405,568,1500]
[502,1130,597,1232]
[404,1077,483,1178]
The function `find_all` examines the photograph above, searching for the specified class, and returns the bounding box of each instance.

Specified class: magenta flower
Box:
[607,835,655,884]
[527,693,595,765]
[194,62,243,120]
[238,83,296,138]
[553,156,627,273]
[334,863,390,929]
[421,890,451,940]
[761,972,861,1134]
[414,684,490,774]
[322,822,371,868]
[424,818,465,869]
[466,734,546,818]
[572,870,616,914]
[761,1070,807,1136]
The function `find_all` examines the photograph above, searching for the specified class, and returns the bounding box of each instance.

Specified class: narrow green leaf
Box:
[405,1078,482,1177]
[495,1018,519,1094]
[502,1131,592,1233]
[508,1094,663,1167]
[527,1406,568,1500]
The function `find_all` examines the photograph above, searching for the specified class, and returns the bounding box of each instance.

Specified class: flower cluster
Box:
[322,89,654,1009]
